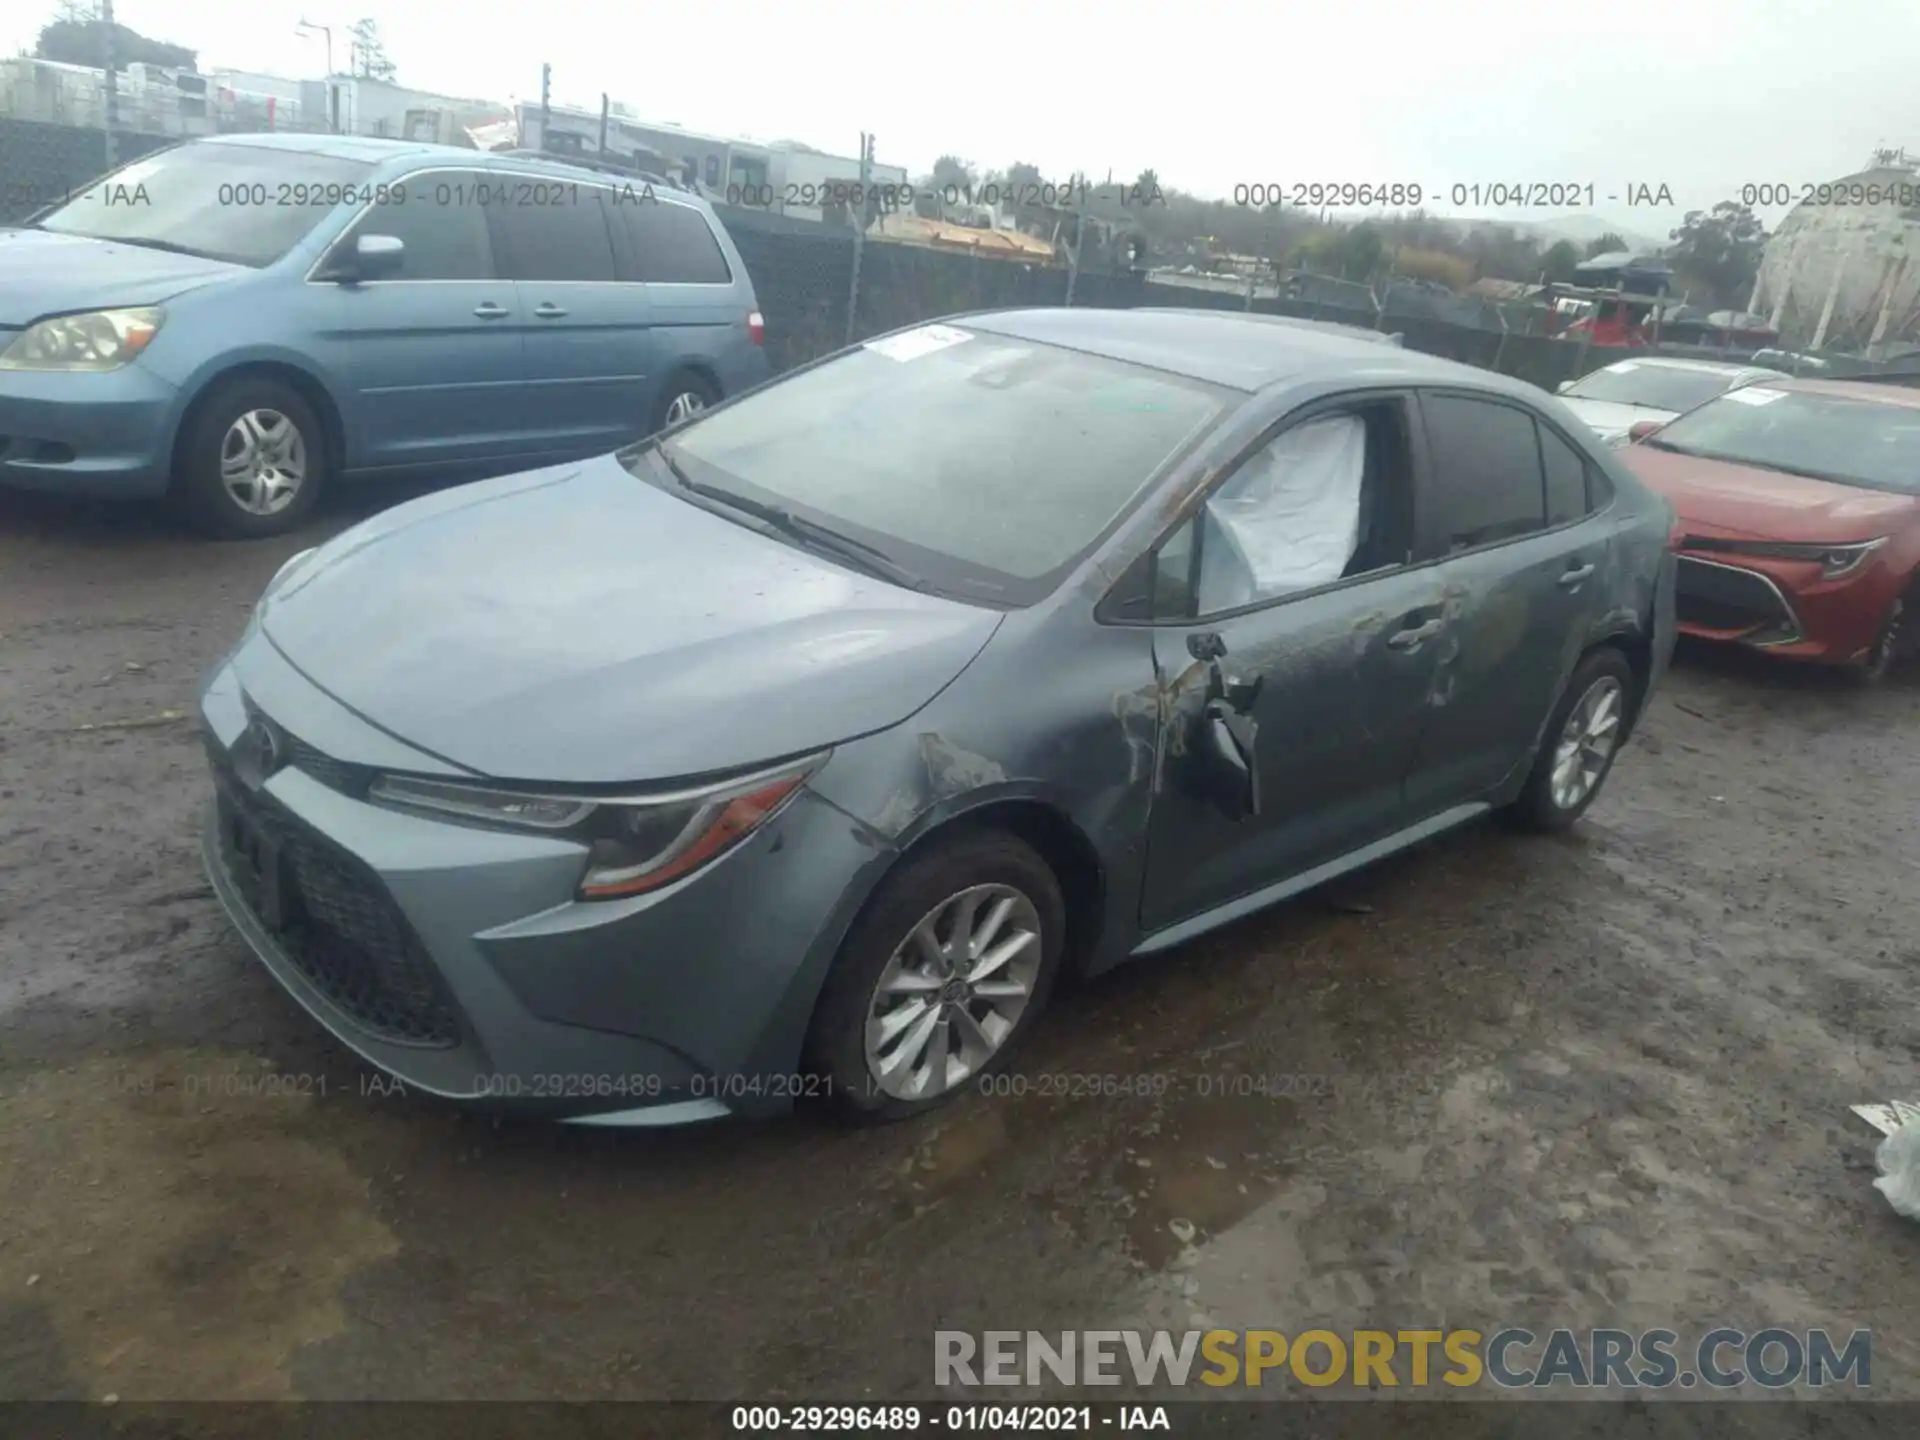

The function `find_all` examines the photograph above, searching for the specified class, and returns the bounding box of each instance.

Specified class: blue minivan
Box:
[0,133,769,536]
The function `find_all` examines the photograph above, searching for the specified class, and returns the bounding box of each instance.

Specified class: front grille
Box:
[1675,556,1797,636]
[212,759,460,1048]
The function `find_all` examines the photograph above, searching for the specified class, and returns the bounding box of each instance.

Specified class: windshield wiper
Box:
[651,441,924,590]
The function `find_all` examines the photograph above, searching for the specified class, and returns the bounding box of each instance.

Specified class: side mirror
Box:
[327,233,405,283]
[1628,419,1663,443]
[1555,379,1575,394]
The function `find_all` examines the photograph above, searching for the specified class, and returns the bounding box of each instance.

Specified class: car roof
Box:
[194,132,450,163]
[1761,376,1920,409]
[958,306,1516,395]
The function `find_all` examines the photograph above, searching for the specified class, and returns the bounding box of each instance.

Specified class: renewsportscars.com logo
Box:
[934,1328,1872,1390]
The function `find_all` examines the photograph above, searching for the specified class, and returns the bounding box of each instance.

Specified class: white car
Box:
[1554,358,1784,447]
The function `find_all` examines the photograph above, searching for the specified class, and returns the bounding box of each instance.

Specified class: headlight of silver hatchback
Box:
[367,755,827,900]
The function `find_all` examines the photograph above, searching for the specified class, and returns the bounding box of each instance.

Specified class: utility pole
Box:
[100,0,118,169]
[845,131,873,347]
[597,93,609,160]
[1065,175,1089,306]
[539,64,551,151]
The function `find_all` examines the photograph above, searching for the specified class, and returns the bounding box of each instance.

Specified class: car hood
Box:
[259,454,1005,785]
[0,227,242,326]
[1622,444,1920,542]
[1559,396,1676,441]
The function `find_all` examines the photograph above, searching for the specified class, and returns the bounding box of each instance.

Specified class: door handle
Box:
[1387,617,1445,651]
[472,302,509,319]
[1559,562,1596,588]
[533,303,570,319]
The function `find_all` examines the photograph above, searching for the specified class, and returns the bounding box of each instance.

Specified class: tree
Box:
[930,155,974,192]
[1667,201,1767,309]
[348,18,396,81]
[1584,233,1626,258]
[36,16,196,69]
[1542,239,1581,284]
[1135,168,1160,196]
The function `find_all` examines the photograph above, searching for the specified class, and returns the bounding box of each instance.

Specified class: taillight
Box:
[747,310,765,346]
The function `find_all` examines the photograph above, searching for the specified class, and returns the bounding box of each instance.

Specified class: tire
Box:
[649,372,718,436]
[806,829,1066,1124]
[172,377,328,539]
[1856,594,1908,685]
[1505,647,1636,833]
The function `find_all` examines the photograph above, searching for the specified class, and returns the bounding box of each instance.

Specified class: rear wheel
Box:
[650,372,718,435]
[172,377,327,539]
[807,830,1065,1124]
[1505,648,1635,832]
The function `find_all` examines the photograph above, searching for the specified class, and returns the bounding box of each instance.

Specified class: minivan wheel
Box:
[1506,649,1635,832]
[807,830,1065,1124]
[174,377,327,539]
[650,373,717,434]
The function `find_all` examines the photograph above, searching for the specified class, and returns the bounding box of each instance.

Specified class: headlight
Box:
[1724,538,1888,579]
[0,307,165,372]
[367,755,825,900]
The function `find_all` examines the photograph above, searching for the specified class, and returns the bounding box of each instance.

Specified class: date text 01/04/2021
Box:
[729,1404,1171,1432]
[1228,181,1676,208]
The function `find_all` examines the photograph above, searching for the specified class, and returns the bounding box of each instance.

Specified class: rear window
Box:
[32,142,379,267]
[645,325,1228,602]
[616,198,731,284]
[1649,388,1920,493]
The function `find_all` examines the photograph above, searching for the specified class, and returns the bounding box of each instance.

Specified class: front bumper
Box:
[0,363,180,498]
[1673,549,1897,665]
[197,641,890,1124]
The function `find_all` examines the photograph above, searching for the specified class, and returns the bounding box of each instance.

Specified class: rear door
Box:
[330,168,535,470]
[1402,390,1614,813]
[488,180,655,456]
[610,192,750,421]
[1138,392,1449,935]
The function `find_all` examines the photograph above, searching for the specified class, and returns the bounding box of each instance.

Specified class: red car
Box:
[1619,377,1920,680]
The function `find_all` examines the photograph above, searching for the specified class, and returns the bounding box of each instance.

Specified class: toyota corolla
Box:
[200,309,1675,1126]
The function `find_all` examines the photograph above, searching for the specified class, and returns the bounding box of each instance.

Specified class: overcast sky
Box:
[8,0,1918,234]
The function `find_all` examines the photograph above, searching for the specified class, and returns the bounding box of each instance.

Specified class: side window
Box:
[1189,400,1415,617]
[705,156,722,187]
[334,172,491,280]
[487,186,616,282]
[1421,394,1547,553]
[616,199,733,284]
[1538,422,1589,526]
[1150,518,1197,620]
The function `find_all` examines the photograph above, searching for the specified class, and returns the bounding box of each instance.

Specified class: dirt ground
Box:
[3,483,1919,1408]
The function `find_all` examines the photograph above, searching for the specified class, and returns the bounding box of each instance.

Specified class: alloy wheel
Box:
[663,391,707,426]
[1549,675,1624,812]
[863,883,1043,1102]
[220,408,307,516]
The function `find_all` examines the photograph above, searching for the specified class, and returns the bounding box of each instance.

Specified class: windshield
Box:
[1649,387,1920,493]
[1565,362,1745,413]
[32,144,378,267]
[640,325,1229,602]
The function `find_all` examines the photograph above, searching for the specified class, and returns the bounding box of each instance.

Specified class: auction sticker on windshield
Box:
[1726,388,1787,406]
[866,324,973,362]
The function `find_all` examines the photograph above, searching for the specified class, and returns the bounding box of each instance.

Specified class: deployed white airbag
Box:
[1195,413,1367,614]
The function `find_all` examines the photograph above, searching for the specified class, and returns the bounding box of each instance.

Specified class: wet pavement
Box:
[4,484,1920,1404]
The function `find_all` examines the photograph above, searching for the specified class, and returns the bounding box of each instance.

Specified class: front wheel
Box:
[806,830,1065,1124]
[1857,595,1908,685]
[172,378,327,539]
[1505,649,1635,832]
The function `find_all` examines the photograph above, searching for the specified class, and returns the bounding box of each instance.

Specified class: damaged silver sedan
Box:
[198,308,1677,1125]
